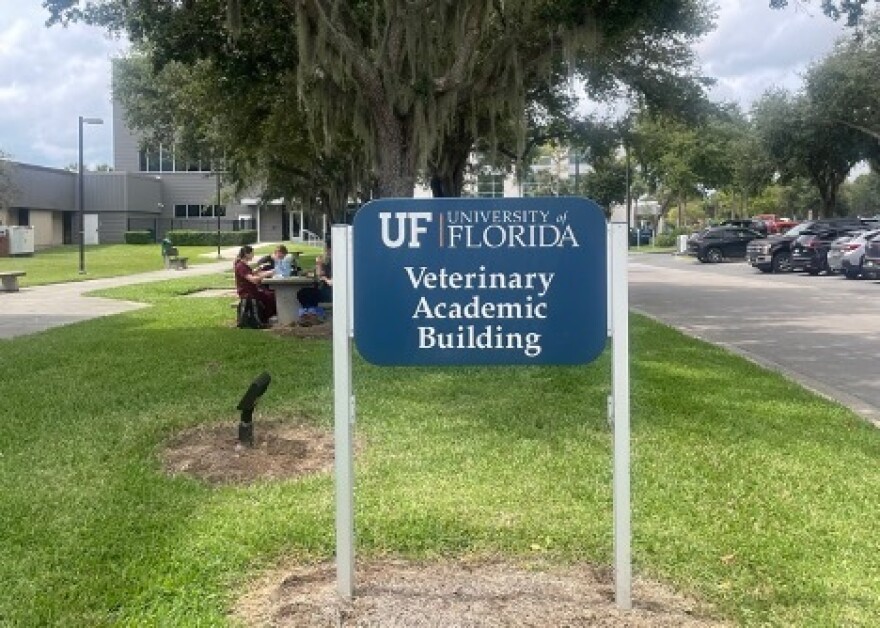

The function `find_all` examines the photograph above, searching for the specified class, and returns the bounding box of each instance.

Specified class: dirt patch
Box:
[160,420,335,485]
[233,559,729,627]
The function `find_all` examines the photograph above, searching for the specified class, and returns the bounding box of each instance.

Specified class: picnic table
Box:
[262,275,319,326]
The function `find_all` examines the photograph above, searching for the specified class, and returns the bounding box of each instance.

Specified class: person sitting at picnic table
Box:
[272,244,296,277]
[234,245,276,319]
[315,239,332,302]
[294,240,332,325]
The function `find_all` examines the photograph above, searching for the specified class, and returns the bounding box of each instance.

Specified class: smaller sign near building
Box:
[353,197,607,365]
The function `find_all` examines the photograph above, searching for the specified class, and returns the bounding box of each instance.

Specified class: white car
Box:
[826,229,880,278]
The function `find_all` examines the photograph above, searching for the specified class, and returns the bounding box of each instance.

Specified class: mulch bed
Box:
[233,559,730,627]
[160,420,335,486]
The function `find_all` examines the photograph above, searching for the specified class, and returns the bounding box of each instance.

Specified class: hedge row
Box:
[166,230,257,246]
[123,230,258,246]
[124,231,154,244]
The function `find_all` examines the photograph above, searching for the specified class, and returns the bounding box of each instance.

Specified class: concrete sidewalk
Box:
[0,260,232,340]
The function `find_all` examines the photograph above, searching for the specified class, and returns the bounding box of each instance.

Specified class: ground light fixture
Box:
[236,372,271,446]
[78,116,104,274]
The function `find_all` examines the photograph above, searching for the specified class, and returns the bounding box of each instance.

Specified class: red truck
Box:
[753,214,799,234]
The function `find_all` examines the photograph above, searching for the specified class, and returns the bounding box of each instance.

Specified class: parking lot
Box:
[629,253,880,426]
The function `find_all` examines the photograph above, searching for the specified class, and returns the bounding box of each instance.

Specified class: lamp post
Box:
[215,170,222,259]
[78,116,103,274]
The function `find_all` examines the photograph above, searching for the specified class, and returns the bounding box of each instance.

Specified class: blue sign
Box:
[352,197,607,365]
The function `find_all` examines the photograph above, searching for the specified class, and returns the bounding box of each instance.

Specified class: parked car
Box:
[629,227,653,246]
[746,219,868,273]
[790,225,867,275]
[826,229,880,278]
[719,219,769,235]
[687,226,764,263]
[862,233,880,279]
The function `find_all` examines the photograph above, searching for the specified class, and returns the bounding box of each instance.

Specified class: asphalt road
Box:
[629,253,880,426]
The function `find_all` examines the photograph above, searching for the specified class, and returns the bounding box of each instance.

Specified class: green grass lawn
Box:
[0,243,324,287]
[0,244,222,287]
[0,274,878,625]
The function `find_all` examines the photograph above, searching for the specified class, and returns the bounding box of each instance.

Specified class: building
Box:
[0,91,314,249]
[0,161,76,249]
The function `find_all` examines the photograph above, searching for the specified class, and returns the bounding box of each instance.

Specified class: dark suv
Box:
[746,219,867,273]
[790,226,867,275]
[687,226,764,263]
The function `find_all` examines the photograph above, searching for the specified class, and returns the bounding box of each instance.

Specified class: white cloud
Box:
[695,0,849,111]
[0,5,126,167]
[0,1,858,168]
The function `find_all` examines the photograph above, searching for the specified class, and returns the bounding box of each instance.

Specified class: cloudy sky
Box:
[0,1,855,170]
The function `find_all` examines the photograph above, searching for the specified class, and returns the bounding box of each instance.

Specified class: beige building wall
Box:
[51,212,64,246]
[0,208,9,226]
[29,210,57,249]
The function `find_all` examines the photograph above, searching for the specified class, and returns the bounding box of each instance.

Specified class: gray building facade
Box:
[0,79,298,248]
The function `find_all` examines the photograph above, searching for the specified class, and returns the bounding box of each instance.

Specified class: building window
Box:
[160,146,173,172]
[475,173,505,198]
[138,144,217,173]
[171,204,227,218]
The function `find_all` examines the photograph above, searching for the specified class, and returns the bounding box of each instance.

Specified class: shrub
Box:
[124,230,154,244]
[165,230,257,246]
[654,227,695,248]
[653,233,678,247]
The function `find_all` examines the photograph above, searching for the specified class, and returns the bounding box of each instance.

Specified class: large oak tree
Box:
[44,0,716,199]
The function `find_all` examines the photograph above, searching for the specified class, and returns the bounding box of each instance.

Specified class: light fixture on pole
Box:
[78,116,104,274]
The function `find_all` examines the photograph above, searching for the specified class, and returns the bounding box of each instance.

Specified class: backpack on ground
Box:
[237,298,266,329]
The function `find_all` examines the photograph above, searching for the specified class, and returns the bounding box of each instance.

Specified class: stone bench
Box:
[0,270,26,292]
[166,247,189,270]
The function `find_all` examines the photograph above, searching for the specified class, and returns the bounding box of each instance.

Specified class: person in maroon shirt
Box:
[234,245,277,320]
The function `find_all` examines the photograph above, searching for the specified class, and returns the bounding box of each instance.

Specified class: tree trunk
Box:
[814,169,846,218]
[677,192,684,229]
[374,108,417,198]
[429,118,473,197]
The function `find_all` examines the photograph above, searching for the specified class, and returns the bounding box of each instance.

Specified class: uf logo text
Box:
[379,212,433,248]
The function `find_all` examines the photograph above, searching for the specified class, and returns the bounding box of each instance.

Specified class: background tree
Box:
[112,17,369,223]
[752,88,867,217]
[770,0,880,26]
[720,109,774,216]
[581,156,628,211]
[805,13,880,156]
[0,152,15,214]
[842,170,880,214]
[633,110,734,227]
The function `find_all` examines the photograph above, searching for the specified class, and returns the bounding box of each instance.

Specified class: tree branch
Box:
[291,0,382,104]
[433,2,490,94]
[834,118,880,141]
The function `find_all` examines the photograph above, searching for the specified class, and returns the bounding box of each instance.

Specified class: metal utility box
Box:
[8,226,35,255]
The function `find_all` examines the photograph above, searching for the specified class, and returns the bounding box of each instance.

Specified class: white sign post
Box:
[610,221,631,609]
[332,225,355,600]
